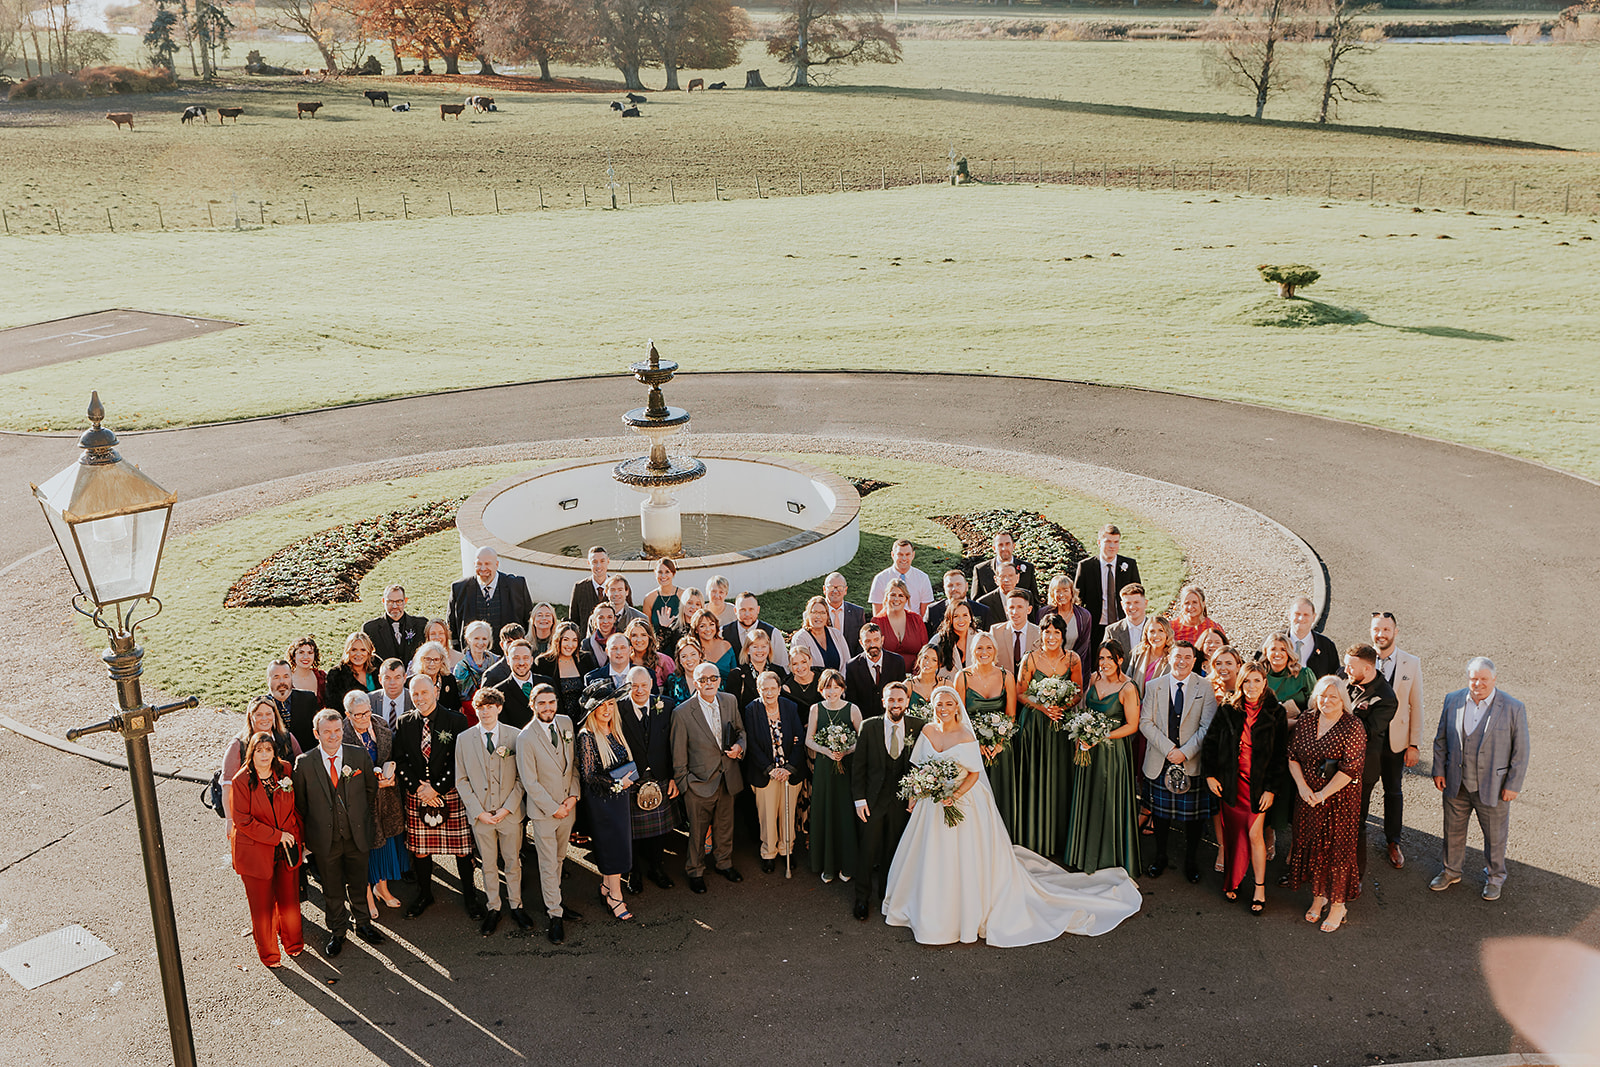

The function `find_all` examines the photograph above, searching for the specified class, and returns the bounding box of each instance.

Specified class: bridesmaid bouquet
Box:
[817,724,858,760]
[1063,711,1115,766]
[967,709,1018,766]
[1028,677,1082,731]
[897,759,966,827]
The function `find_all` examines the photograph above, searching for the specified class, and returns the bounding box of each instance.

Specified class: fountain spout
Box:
[614,341,707,557]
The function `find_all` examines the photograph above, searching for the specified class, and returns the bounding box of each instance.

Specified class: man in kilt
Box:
[392,674,479,920]
[618,666,678,894]
[1137,641,1218,883]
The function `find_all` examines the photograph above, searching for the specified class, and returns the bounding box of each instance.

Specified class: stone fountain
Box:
[612,342,706,558]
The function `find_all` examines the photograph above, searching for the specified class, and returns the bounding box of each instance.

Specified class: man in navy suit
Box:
[449,547,532,656]
[1073,524,1141,655]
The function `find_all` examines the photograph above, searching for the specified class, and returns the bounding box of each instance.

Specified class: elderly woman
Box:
[1171,585,1227,647]
[705,575,737,627]
[1203,661,1289,915]
[872,578,929,672]
[424,618,462,673]
[526,603,559,661]
[790,595,847,674]
[230,731,304,967]
[287,635,326,707]
[1042,575,1094,666]
[624,617,676,689]
[324,631,379,711]
[343,690,408,912]
[575,681,638,921]
[410,640,464,722]
[640,557,683,644]
[927,600,976,679]
[392,674,476,920]
[221,696,302,832]
[453,620,502,710]
[743,670,807,874]
[1287,676,1367,932]
[1262,632,1317,727]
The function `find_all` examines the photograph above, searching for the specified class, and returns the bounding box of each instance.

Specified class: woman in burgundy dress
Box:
[872,578,929,672]
[1203,661,1288,914]
[1287,676,1367,932]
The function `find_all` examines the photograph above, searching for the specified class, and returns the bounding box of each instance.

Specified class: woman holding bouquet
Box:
[1203,661,1289,914]
[954,632,1019,839]
[231,731,305,967]
[1063,642,1141,877]
[805,669,861,884]
[882,686,1141,946]
[1014,612,1083,857]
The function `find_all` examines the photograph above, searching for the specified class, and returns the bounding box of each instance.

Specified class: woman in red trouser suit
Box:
[231,732,306,967]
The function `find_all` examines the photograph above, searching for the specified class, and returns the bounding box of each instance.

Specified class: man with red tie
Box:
[845,624,907,719]
[293,709,384,957]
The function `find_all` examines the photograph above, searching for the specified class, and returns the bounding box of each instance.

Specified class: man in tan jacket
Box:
[1371,611,1425,870]
[457,687,527,936]
[515,684,582,944]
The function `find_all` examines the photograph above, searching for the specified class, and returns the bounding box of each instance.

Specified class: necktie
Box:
[392,619,402,644]
[421,722,432,759]
[890,723,902,759]
[1013,630,1022,670]
[486,730,495,753]
[328,754,338,790]
[549,722,559,746]
[1382,658,1394,682]
[1102,561,1113,624]
[482,584,492,602]
[1169,682,1184,743]
[1300,638,1311,668]
[870,659,879,685]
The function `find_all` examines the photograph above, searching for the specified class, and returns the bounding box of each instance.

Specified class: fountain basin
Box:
[456,454,861,604]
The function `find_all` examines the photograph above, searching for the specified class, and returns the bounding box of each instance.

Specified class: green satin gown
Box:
[1064,681,1140,877]
[1014,664,1075,858]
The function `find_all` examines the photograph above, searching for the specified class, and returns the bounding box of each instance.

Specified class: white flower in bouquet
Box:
[818,723,858,758]
[896,758,966,827]
[1028,676,1082,731]
[1064,711,1115,766]
[967,710,1017,765]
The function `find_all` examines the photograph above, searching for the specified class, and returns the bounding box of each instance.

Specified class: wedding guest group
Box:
[223,529,1525,956]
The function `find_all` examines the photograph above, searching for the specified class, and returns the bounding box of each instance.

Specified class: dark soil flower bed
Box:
[931,508,1089,582]
[224,496,467,608]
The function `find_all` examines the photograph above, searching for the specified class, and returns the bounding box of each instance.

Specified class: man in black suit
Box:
[845,624,907,718]
[851,681,924,920]
[585,633,639,693]
[970,529,1039,602]
[976,562,1036,630]
[722,592,790,670]
[924,569,991,634]
[823,572,868,658]
[267,659,323,753]
[1074,524,1142,654]
[568,546,609,628]
[485,639,553,729]
[449,547,533,656]
[293,709,383,956]
[1288,596,1341,679]
[371,659,414,728]
[618,666,677,892]
[364,584,427,669]
[1342,644,1399,882]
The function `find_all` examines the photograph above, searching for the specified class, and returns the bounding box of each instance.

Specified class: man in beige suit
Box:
[457,688,527,936]
[515,684,582,944]
[1371,611,1425,870]
[671,661,747,893]
[989,590,1041,677]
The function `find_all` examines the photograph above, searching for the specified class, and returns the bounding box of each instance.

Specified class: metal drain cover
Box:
[0,924,116,989]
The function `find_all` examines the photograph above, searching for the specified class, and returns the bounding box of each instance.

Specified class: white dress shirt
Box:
[1126,617,1146,652]
[380,692,404,726]
[698,695,721,740]
[884,716,905,758]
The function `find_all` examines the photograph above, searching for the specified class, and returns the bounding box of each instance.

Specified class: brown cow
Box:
[106,112,134,130]
[297,101,323,118]
[217,106,243,123]
[687,78,704,92]
[440,103,465,120]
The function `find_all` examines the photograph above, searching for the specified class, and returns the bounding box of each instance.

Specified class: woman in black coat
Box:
[1203,661,1290,914]
[742,671,809,874]
[390,675,475,919]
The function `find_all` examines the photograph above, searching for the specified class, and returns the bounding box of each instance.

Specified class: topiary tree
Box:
[1258,263,1320,298]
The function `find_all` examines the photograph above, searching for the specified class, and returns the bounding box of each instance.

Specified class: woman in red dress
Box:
[1171,585,1227,647]
[872,578,929,672]
[1287,676,1368,932]
[230,731,305,967]
[1203,661,1288,915]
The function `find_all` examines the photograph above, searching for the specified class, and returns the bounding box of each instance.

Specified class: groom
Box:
[851,681,925,921]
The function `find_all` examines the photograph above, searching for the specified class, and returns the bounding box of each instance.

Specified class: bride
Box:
[882,685,1142,947]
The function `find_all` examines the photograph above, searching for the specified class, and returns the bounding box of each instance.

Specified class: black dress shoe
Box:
[1276,871,1292,888]
[1146,856,1169,879]
[624,871,643,894]
[466,898,488,921]
[717,866,743,883]
[323,934,345,957]
[852,900,869,921]
[1184,862,1202,884]
[647,866,674,890]
[404,895,433,920]
[688,875,707,894]
[480,910,502,936]
[760,858,775,874]
[560,906,583,922]
[509,908,534,930]
[353,924,385,946]
[547,916,565,944]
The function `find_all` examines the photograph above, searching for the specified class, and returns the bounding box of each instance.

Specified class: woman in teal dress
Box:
[641,558,683,647]
[955,631,1019,839]
[691,609,738,690]
[804,669,862,883]
[1261,631,1316,859]
[1015,612,1083,858]
[1064,641,1141,877]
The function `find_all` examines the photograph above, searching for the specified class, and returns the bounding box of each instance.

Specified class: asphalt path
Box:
[4,372,1597,1067]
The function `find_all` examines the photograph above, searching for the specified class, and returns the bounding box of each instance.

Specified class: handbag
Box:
[608,761,639,792]
[1317,757,1342,780]
[278,840,301,868]
[202,770,227,818]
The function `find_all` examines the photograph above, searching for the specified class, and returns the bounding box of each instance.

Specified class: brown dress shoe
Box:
[1387,842,1405,870]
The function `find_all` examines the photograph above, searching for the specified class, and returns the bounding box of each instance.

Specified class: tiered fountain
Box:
[612,343,705,558]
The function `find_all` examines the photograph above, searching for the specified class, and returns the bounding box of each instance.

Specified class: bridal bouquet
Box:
[817,724,858,760]
[897,759,966,828]
[967,708,1017,766]
[1028,676,1082,731]
[1064,711,1115,766]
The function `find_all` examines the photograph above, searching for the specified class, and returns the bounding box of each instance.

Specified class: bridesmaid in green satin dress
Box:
[1015,612,1083,858]
[907,645,941,718]
[1064,641,1142,877]
[955,631,1019,840]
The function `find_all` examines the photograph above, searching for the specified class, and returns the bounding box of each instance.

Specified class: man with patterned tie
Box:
[449,547,534,656]
[364,584,427,670]
[293,709,383,957]
[373,659,413,728]
[1287,596,1341,679]
[457,688,529,936]
[517,684,584,943]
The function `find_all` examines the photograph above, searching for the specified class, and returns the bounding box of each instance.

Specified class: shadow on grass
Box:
[1380,323,1513,342]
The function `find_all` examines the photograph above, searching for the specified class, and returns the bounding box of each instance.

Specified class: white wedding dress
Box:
[882,734,1142,947]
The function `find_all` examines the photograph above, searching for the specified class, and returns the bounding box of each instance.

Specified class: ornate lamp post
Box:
[32,392,198,1067]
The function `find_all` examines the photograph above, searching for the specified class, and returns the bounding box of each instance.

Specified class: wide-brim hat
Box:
[577,680,622,723]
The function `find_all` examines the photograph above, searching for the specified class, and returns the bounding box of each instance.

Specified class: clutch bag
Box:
[609,761,639,790]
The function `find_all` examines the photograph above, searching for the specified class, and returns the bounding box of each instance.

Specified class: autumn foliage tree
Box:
[765,0,898,87]
[479,0,590,79]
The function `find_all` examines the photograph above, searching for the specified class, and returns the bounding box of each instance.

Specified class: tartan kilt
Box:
[1144,771,1217,822]
[631,782,677,839]
[405,788,473,856]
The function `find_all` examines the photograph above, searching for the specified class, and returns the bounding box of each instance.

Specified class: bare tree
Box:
[588,0,651,89]
[1314,0,1379,123]
[766,0,898,87]
[264,0,367,73]
[1203,0,1314,120]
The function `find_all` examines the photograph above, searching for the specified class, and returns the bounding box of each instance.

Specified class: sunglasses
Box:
[1371,611,1396,622]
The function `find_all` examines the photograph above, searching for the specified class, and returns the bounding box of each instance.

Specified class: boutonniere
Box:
[561,730,574,745]
[494,745,510,758]
[275,776,292,792]
[437,731,454,745]
[342,765,362,778]
[1119,561,1129,572]
[653,698,665,714]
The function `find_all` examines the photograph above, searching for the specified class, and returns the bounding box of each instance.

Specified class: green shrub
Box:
[1258,263,1322,298]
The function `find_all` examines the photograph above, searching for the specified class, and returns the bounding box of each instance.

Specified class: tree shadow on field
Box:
[1370,321,1513,342]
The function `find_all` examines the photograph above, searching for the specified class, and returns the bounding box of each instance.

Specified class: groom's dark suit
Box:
[293,742,378,937]
[851,713,926,911]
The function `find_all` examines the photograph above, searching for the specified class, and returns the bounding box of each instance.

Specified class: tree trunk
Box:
[390,40,407,74]
[1253,35,1273,119]
[315,38,339,74]
[536,52,551,80]
[744,68,765,88]
[475,51,495,75]
[442,51,460,74]
[619,62,644,90]
[793,19,809,86]
[1279,282,1295,298]
[1317,38,1336,123]
[661,42,679,89]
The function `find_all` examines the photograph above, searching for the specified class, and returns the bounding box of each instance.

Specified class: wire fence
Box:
[2,160,1595,234]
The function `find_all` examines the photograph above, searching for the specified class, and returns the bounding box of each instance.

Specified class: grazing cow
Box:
[467,95,495,112]
[297,101,323,118]
[180,105,208,124]
[217,106,243,123]
[621,105,641,118]
[687,78,704,92]
[365,89,390,106]
[391,102,411,112]
[625,92,646,104]
[440,103,465,119]
[106,112,134,130]
[708,81,726,90]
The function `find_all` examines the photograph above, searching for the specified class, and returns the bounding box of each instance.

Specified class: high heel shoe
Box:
[1305,897,1328,924]
[1250,880,1267,915]
[601,885,632,921]
[1320,903,1347,933]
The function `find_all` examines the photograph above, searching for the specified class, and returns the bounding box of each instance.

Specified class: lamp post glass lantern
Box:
[32,392,198,1067]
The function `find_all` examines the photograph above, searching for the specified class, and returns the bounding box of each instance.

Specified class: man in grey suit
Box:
[1138,641,1218,882]
[457,688,529,936]
[516,684,583,944]
[293,709,383,957]
[671,661,747,893]
[1431,657,1530,901]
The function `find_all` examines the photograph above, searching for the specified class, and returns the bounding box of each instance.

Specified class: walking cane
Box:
[783,771,794,879]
